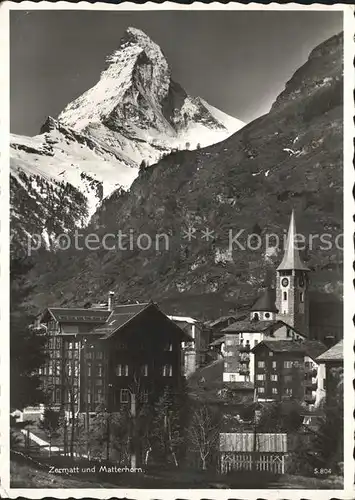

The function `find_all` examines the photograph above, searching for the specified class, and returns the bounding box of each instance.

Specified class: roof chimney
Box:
[108,291,115,311]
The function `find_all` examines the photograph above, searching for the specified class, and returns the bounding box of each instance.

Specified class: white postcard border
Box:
[0,2,354,498]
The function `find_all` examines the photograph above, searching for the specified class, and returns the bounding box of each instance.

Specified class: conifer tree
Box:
[38,407,63,457]
[10,259,47,411]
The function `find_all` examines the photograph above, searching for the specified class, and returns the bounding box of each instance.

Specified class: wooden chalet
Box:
[38,301,190,415]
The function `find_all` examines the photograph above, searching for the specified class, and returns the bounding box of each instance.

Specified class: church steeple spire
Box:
[275,210,310,337]
[277,210,309,271]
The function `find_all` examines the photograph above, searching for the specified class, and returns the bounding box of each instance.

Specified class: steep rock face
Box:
[11,27,243,257]
[59,27,243,157]
[24,33,343,315]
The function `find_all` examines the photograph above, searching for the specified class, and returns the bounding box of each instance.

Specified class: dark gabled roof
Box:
[92,303,149,337]
[188,359,224,384]
[222,319,279,333]
[43,307,111,324]
[250,288,278,313]
[316,339,343,362]
[301,340,328,360]
[222,318,307,339]
[93,302,191,341]
[205,315,239,328]
[251,340,305,354]
[188,360,254,391]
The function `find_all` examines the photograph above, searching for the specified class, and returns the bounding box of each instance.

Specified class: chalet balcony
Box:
[305,382,317,391]
[304,394,316,404]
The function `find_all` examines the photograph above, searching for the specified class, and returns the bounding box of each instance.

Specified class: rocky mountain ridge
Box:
[10,27,243,256]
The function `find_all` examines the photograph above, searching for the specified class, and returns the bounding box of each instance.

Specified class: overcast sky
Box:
[10,10,342,136]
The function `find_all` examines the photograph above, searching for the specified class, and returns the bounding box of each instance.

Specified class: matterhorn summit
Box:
[58,27,244,158]
[10,27,244,255]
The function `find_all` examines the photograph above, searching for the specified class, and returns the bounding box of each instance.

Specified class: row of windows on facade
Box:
[50,387,105,404]
[44,376,104,387]
[47,338,105,355]
[256,373,299,382]
[46,348,83,360]
[40,362,173,378]
[225,339,259,347]
[50,387,149,405]
[224,330,302,349]
[86,389,150,404]
[115,364,173,377]
[48,337,177,354]
[39,360,82,376]
[227,375,251,382]
[257,386,294,395]
[46,349,104,361]
[115,341,174,351]
[85,389,149,404]
[47,337,175,352]
[257,360,313,369]
[281,291,305,302]
[119,389,148,403]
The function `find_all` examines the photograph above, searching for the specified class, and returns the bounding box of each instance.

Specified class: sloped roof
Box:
[301,340,328,360]
[277,210,310,271]
[188,360,254,391]
[188,359,224,384]
[222,318,307,340]
[94,302,191,341]
[168,315,198,324]
[44,307,111,324]
[250,288,278,313]
[316,339,343,362]
[251,340,305,354]
[223,319,278,333]
[205,315,239,328]
[92,303,149,337]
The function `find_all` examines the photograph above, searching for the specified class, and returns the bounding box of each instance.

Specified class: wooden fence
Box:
[219,432,287,474]
[220,451,285,474]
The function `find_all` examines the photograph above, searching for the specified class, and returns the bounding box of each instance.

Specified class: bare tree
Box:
[63,357,80,458]
[151,387,184,467]
[188,405,221,470]
[126,375,151,469]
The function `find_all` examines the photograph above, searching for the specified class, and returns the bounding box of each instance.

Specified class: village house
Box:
[37,300,190,417]
[167,315,209,377]
[204,314,242,341]
[315,339,343,406]
[251,339,327,404]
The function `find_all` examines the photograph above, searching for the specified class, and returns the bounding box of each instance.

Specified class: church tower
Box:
[276,211,310,337]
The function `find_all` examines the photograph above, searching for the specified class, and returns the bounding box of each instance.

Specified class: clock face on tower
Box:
[281,278,289,287]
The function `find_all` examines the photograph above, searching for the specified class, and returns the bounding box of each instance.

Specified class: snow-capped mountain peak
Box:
[58,26,171,132]
[11,27,245,256]
[58,27,244,152]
